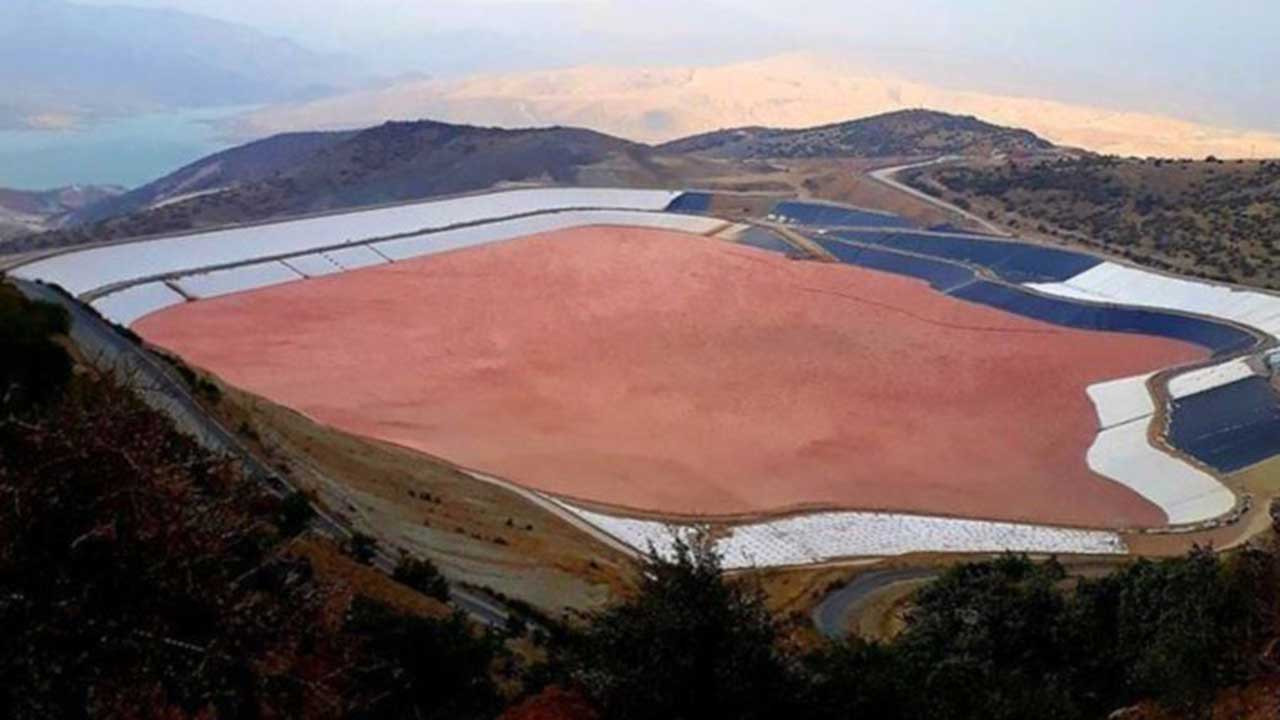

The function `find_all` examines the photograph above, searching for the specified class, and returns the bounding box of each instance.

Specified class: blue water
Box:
[0,106,256,191]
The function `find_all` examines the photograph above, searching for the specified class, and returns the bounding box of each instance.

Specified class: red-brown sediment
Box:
[135,226,1207,528]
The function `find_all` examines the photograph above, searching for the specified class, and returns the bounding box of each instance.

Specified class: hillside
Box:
[66,130,359,226]
[9,120,686,251]
[659,109,1057,159]
[0,185,123,241]
[905,156,1280,290]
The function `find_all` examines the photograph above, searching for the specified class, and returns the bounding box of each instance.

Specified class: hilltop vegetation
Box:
[660,109,1055,159]
[906,156,1280,290]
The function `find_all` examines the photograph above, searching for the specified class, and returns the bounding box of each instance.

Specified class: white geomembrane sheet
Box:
[322,245,389,271]
[1029,261,1280,339]
[374,209,725,262]
[1167,359,1257,399]
[173,262,302,300]
[1084,371,1236,525]
[1086,418,1236,525]
[12,188,681,296]
[283,254,344,278]
[558,503,1127,568]
[90,282,187,326]
[1086,373,1156,430]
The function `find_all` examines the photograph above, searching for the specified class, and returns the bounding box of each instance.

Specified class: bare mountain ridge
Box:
[67,131,360,226]
[9,120,672,251]
[0,0,360,130]
[8,109,1054,252]
[236,53,1280,159]
[0,185,124,242]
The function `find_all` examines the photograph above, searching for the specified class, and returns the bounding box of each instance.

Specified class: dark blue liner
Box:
[817,240,974,292]
[736,227,795,255]
[952,283,1255,356]
[665,192,713,214]
[1169,377,1280,473]
[815,233,1276,471]
[814,237,1256,357]
[829,229,1102,283]
[773,201,914,229]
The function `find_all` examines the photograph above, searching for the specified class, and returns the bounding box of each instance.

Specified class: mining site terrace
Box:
[11,175,1280,596]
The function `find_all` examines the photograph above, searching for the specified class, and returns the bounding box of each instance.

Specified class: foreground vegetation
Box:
[1,284,506,718]
[3,280,1278,719]
[905,156,1280,290]
[546,540,1275,720]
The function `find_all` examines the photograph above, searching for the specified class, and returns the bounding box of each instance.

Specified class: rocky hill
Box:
[659,109,1057,159]
[906,155,1280,290]
[66,130,359,226]
[0,185,124,241]
[10,120,680,251]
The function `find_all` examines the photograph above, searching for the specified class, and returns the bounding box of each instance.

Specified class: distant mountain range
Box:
[231,53,1280,159]
[0,0,361,130]
[5,109,1056,252]
[0,185,124,242]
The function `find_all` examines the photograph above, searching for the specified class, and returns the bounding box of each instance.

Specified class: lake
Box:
[0,106,257,191]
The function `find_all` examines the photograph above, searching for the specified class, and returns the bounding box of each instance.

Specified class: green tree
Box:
[892,555,1081,720]
[0,284,71,412]
[276,490,316,538]
[392,555,450,602]
[346,532,378,565]
[798,637,910,720]
[570,533,798,720]
[345,599,501,720]
[1074,547,1275,717]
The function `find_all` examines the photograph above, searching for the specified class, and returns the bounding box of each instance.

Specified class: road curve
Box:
[868,158,1012,237]
[811,567,939,639]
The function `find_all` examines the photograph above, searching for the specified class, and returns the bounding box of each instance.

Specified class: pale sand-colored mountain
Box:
[235,54,1280,159]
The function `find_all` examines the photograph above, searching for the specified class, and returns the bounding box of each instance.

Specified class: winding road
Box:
[868,158,1012,237]
[811,567,939,639]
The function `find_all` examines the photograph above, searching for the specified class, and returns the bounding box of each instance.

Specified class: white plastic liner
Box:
[90,282,187,326]
[173,262,302,300]
[282,254,344,278]
[1086,418,1236,525]
[1029,261,1280,338]
[1084,370,1236,525]
[557,503,1127,569]
[1086,373,1156,430]
[322,245,389,271]
[1167,359,1257,399]
[374,209,725,262]
[11,188,681,296]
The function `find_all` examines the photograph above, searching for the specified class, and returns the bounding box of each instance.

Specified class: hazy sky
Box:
[77,0,1280,132]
